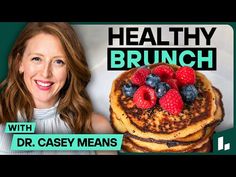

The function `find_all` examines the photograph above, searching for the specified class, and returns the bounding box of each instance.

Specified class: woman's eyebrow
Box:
[27,52,44,57]
[52,55,66,59]
[27,53,65,59]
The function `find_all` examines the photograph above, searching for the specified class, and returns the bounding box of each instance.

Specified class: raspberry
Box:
[152,65,175,82]
[131,67,151,86]
[133,85,157,109]
[159,89,183,115]
[175,66,196,86]
[166,79,179,91]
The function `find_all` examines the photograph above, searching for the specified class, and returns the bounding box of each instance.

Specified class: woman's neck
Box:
[34,97,59,109]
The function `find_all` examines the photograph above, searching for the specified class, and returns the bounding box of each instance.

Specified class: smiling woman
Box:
[0,22,116,155]
[19,33,68,109]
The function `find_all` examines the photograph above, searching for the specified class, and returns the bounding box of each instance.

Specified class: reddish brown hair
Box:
[0,22,93,133]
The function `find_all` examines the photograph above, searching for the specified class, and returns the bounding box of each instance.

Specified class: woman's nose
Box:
[41,62,52,78]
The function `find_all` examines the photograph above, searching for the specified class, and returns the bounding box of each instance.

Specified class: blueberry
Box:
[145,74,161,88]
[181,85,198,103]
[155,82,170,98]
[122,83,138,97]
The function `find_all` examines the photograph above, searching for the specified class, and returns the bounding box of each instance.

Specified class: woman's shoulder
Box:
[91,113,114,134]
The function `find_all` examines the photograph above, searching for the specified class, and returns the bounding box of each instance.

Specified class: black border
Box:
[1,154,235,168]
[0,2,235,22]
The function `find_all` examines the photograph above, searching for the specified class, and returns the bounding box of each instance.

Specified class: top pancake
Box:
[110,63,218,140]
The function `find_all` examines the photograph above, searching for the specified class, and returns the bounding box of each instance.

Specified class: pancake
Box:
[113,87,223,152]
[122,136,147,153]
[111,110,206,143]
[193,139,212,152]
[123,124,214,152]
[111,87,224,141]
[110,109,127,133]
[211,86,224,124]
[122,133,213,153]
[122,136,212,153]
[110,63,220,140]
[110,63,224,152]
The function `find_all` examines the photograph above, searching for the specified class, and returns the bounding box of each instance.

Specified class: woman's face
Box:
[19,33,68,108]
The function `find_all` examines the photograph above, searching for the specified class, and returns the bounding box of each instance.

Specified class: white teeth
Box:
[36,81,52,87]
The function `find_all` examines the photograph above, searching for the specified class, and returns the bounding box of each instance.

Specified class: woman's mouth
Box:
[35,80,54,91]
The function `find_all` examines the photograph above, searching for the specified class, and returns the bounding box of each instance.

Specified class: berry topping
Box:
[180,85,198,103]
[145,74,161,88]
[152,65,175,82]
[133,85,157,109]
[131,67,151,86]
[159,89,184,115]
[122,83,138,97]
[166,79,179,91]
[155,82,170,98]
[175,66,196,86]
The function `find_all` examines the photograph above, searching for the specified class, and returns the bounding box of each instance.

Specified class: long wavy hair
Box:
[0,22,93,133]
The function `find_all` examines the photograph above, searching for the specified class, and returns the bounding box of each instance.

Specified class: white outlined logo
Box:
[218,136,230,151]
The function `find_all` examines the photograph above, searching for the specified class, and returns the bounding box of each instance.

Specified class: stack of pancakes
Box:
[110,63,224,152]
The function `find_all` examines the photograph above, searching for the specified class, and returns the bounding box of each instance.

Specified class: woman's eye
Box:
[55,59,65,65]
[31,57,41,62]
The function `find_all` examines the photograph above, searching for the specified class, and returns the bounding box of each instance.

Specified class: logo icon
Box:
[218,136,230,151]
